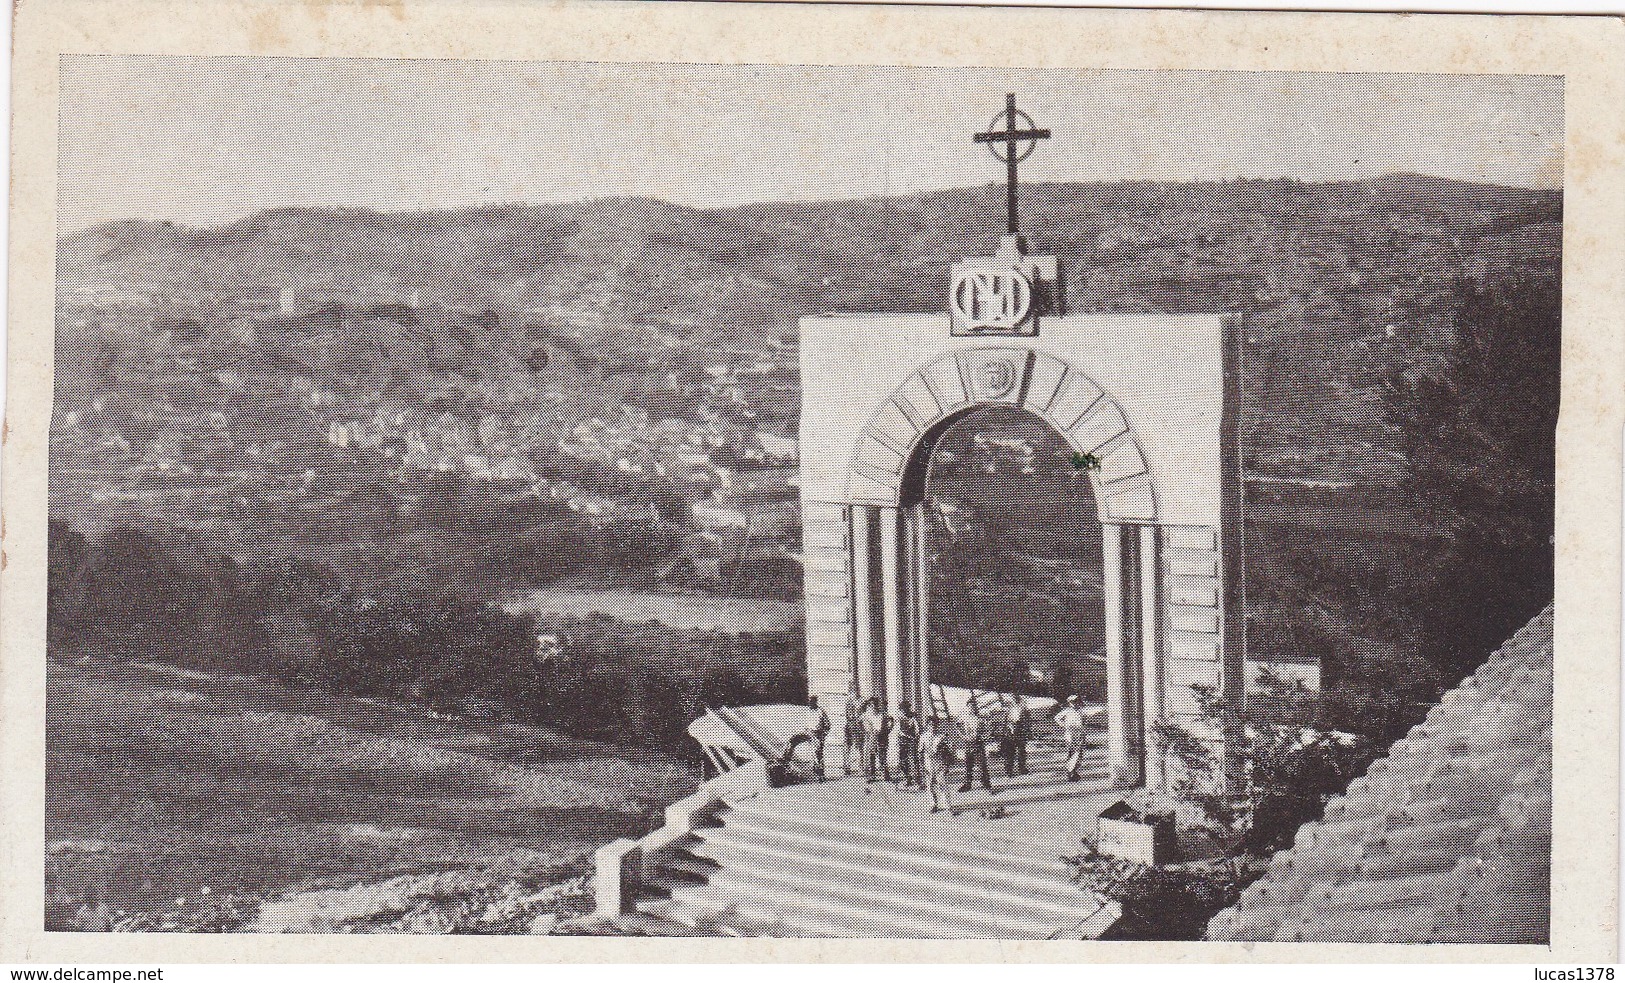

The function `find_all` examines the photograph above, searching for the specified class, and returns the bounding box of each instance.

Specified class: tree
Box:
[1388,265,1559,682]
[47,520,89,647]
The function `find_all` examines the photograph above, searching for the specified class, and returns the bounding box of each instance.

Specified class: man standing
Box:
[895,702,921,788]
[843,690,863,776]
[1009,694,1030,776]
[861,698,892,783]
[1055,694,1087,781]
[921,716,955,813]
[807,696,831,782]
[957,698,994,793]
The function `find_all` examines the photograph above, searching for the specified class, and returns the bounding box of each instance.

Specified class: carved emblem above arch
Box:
[843,347,1158,523]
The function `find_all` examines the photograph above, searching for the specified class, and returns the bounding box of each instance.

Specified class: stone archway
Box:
[838,348,1168,787]
[798,314,1242,791]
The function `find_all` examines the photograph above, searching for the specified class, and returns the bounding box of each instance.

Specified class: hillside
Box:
[49,173,1560,707]
[55,173,1560,481]
[46,656,692,931]
[44,174,1560,934]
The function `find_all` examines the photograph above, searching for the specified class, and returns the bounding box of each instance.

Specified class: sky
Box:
[56,57,1563,232]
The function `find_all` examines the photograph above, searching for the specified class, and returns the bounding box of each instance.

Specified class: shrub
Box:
[1153,676,1377,856]
[1068,846,1264,941]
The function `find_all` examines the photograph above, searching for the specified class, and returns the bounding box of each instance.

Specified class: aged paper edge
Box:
[3,0,1621,964]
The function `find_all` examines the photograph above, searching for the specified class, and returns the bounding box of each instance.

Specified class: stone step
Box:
[948,776,1118,815]
[633,892,836,938]
[676,814,1088,907]
[723,797,1077,881]
[683,825,1094,926]
[640,878,975,938]
[647,852,1094,939]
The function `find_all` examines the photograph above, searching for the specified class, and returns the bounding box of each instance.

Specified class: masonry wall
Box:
[798,312,1229,527]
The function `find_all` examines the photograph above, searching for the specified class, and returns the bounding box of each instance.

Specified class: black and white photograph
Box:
[26,32,1572,948]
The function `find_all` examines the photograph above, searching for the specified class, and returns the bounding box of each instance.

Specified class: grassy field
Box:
[45,657,698,932]
[505,587,801,634]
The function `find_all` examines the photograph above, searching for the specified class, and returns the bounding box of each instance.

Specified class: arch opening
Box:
[910,405,1108,704]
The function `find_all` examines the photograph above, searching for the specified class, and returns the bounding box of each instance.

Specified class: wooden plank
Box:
[1164,550,1219,578]
[803,567,850,598]
[806,620,853,649]
[802,545,850,575]
[805,595,851,625]
[801,507,848,550]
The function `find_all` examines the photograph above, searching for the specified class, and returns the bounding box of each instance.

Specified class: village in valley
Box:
[44,65,1559,941]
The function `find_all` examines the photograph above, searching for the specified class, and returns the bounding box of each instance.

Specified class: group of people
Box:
[803,691,1093,813]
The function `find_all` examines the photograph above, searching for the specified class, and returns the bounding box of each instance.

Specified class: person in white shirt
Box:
[920,716,955,813]
[1054,694,1087,781]
[1002,695,1030,777]
[861,698,892,783]
[956,699,994,793]
[807,696,831,782]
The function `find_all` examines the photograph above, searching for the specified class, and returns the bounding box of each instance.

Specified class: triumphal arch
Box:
[796,99,1242,789]
[798,243,1242,788]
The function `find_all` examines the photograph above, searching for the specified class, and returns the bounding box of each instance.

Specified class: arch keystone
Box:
[956,348,1031,405]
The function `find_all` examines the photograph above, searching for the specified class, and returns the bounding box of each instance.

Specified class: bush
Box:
[1068,847,1264,940]
[1154,676,1378,856]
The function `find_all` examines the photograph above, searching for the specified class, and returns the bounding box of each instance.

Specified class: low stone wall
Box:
[594,759,770,917]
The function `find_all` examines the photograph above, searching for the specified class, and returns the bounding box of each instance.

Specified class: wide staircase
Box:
[630,783,1117,938]
[609,693,1120,938]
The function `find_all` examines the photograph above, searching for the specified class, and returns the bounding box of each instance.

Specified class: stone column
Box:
[1139,523,1165,788]
[912,502,931,716]
[880,507,905,770]
[1102,523,1134,786]
[879,506,904,711]
[851,506,876,699]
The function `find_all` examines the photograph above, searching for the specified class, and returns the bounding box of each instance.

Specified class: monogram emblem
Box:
[976,359,1018,399]
[950,269,1033,332]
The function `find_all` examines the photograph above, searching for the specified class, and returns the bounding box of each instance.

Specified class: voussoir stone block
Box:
[1104,476,1156,521]
[856,434,906,476]
[1022,353,1069,414]
[1096,435,1148,485]
[1047,371,1105,431]
[871,399,921,449]
[846,471,900,505]
[897,375,942,424]
[922,356,969,410]
[1069,400,1129,453]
